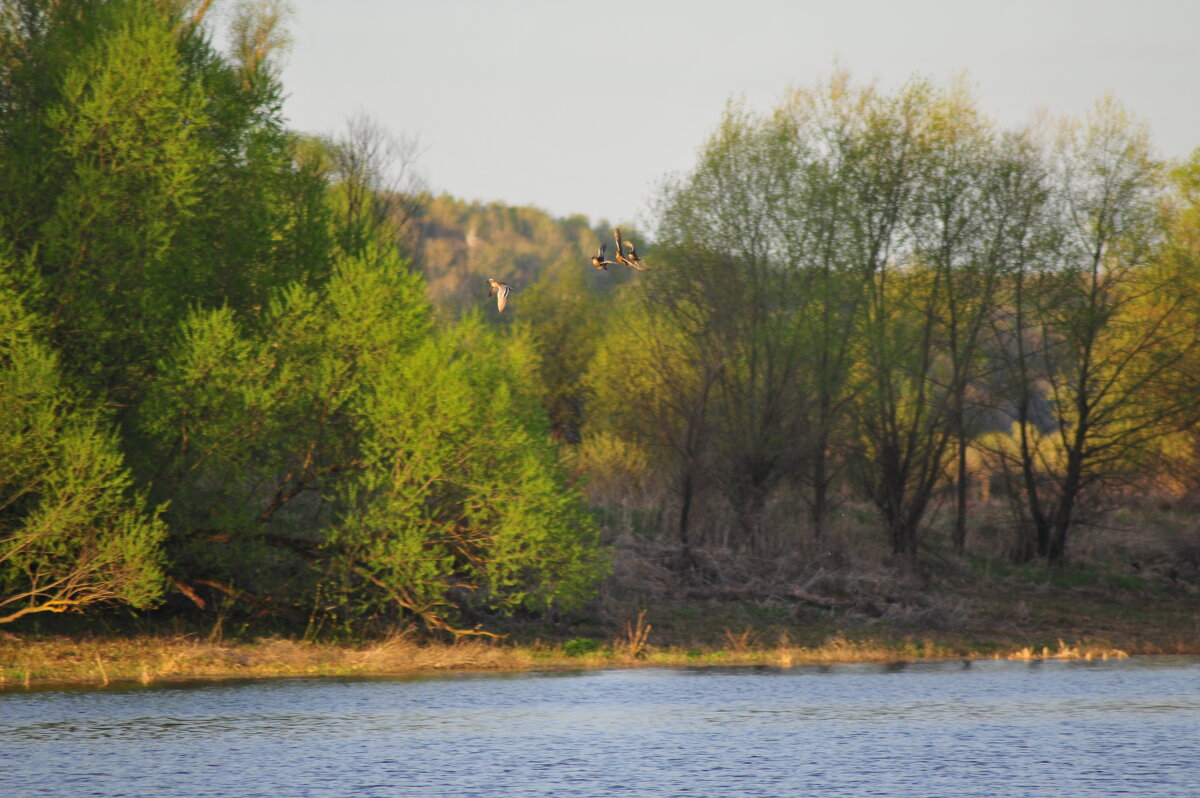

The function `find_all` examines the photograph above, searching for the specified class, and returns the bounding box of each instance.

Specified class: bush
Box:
[563,638,603,657]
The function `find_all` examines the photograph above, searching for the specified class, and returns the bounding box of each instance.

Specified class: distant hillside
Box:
[411,194,646,314]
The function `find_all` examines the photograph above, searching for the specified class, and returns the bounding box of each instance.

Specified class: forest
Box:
[3,0,1200,646]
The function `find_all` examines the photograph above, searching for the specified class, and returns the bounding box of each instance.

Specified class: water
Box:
[2,658,1199,797]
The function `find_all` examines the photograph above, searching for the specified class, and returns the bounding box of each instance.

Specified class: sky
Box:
[267,0,1200,228]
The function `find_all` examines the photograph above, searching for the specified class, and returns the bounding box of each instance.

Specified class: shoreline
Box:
[6,561,1199,691]
[3,631,1193,692]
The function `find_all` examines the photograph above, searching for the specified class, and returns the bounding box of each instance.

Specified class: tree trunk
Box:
[810,445,829,544]
[677,471,694,564]
[952,432,969,555]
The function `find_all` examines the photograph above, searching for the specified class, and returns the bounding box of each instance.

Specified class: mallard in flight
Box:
[486,278,513,312]
[623,237,649,271]
[591,242,615,271]
[613,228,633,268]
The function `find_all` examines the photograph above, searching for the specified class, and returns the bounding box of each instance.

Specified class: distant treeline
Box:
[3,1,1199,635]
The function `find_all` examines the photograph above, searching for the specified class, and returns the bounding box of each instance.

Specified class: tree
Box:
[27,0,209,399]
[0,259,166,624]
[649,99,821,550]
[985,97,1200,564]
[771,76,879,542]
[325,113,427,258]
[136,244,430,609]
[1141,150,1200,495]
[915,93,1045,554]
[0,0,333,409]
[823,78,962,561]
[329,319,604,632]
[139,243,603,631]
[516,258,610,444]
[586,289,722,559]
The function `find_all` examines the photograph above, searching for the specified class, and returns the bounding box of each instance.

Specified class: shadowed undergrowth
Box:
[4,502,1199,689]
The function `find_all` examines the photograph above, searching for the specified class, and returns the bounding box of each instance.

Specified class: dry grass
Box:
[1001,640,1129,661]
[0,633,539,689]
[0,625,1162,691]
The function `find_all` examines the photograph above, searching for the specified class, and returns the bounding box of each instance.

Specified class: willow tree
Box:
[0,263,166,624]
[634,72,1018,556]
[0,0,330,408]
[808,78,949,561]
[986,97,1200,564]
[517,255,612,444]
[585,279,724,558]
[915,93,1051,554]
[646,87,855,550]
[1141,150,1200,493]
[22,0,208,399]
[328,318,604,632]
[768,76,880,541]
[135,244,423,601]
[140,243,603,631]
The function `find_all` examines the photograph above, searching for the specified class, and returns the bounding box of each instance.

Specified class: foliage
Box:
[0,0,331,407]
[138,244,601,631]
[980,97,1200,562]
[0,0,606,633]
[328,318,604,631]
[563,637,604,657]
[3,0,1200,630]
[516,259,612,443]
[587,72,1200,566]
[0,261,166,624]
[585,293,720,551]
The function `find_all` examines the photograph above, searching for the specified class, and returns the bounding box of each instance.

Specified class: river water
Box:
[2,657,1198,797]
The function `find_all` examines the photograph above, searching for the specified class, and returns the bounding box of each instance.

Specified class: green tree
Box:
[1142,150,1200,493]
[137,244,429,608]
[516,257,612,443]
[329,318,604,632]
[0,259,166,624]
[649,101,818,550]
[0,0,331,408]
[140,242,602,630]
[931,122,1053,554]
[585,291,722,559]
[27,0,209,398]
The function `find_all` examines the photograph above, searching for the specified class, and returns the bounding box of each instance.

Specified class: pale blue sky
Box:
[270,0,1200,227]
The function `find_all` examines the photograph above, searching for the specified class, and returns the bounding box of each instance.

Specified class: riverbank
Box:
[0,629,1152,691]
[5,523,1199,690]
[4,582,1197,689]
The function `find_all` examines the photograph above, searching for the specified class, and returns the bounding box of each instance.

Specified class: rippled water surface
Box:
[3,657,1199,797]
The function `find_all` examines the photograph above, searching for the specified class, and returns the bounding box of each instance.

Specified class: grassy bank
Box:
[3,578,1197,690]
[5,506,1199,689]
[0,628,1153,691]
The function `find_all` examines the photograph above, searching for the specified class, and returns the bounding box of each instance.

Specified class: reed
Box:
[1001,640,1129,662]
[614,610,652,659]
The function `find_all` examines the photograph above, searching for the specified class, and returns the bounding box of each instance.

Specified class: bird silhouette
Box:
[622,237,649,271]
[612,228,633,269]
[486,278,513,312]
[591,242,615,271]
